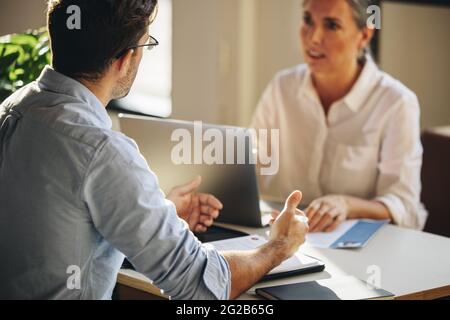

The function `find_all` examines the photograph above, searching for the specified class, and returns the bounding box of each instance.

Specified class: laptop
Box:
[118,114,275,230]
[118,115,322,274]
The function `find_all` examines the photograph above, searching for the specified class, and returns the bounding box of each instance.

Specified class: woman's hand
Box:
[306,195,349,233]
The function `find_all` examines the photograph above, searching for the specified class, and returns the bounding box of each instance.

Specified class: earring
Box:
[357,47,367,64]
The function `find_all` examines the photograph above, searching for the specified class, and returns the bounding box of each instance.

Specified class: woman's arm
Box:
[372,96,427,230]
[306,195,391,233]
[307,95,427,232]
[346,197,391,221]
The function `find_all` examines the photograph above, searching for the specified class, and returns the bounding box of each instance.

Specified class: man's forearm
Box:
[222,241,287,300]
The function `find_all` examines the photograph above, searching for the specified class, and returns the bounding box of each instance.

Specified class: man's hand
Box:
[167,176,223,233]
[306,195,349,233]
[268,191,309,259]
[223,190,309,299]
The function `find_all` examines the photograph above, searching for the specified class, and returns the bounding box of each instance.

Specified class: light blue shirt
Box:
[0,66,230,300]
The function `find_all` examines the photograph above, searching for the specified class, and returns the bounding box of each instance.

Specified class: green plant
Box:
[0,27,52,102]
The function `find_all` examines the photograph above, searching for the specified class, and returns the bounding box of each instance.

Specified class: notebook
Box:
[256,276,395,300]
[194,225,249,243]
[208,235,325,282]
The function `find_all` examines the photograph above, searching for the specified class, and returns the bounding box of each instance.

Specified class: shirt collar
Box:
[36,65,112,129]
[343,56,381,112]
[298,56,381,113]
[299,67,321,105]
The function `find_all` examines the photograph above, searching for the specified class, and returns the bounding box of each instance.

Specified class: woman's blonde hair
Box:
[346,0,378,64]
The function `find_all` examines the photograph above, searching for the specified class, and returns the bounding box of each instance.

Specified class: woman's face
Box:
[300,0,369,76]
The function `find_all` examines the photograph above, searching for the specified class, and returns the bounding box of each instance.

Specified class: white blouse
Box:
[251,58,428,230]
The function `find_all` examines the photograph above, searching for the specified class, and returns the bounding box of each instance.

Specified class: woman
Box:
[251,0,427,231]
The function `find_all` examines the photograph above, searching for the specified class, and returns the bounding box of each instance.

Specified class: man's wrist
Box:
[261,239,289,269]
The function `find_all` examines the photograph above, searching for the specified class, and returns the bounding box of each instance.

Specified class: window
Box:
[116,0,172,117]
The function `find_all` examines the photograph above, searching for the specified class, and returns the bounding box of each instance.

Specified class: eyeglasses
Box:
[115,35,159,59]
[130,35,159,51]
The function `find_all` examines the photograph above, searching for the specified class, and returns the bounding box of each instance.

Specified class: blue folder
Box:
[330,220,388,249]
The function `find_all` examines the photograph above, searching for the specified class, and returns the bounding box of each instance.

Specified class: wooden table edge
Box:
[117,270,450,300]
[116,271,169,299]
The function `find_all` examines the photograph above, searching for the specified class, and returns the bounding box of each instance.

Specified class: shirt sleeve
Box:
[374,95,428,230]
[81,134,231,300]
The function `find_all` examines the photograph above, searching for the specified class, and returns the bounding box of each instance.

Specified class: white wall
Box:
[171,0,221,124]
[380,2,450,129]
[171,0,304,127]
[256,0,304,102]
[0,0,47,35]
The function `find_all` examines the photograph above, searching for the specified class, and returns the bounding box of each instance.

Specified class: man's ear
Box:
[113,49,135,77]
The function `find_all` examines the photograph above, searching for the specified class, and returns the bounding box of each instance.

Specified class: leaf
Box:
[2,44,20,57]
[9,70,18,81]
[38,33,50,46]
[0,28,50,93]
[0,34,12,44]
[13,80,24,88]
[0,52,19,72]
[13,68,25,77]
[0,81,14,91]
[9,34,38,47]
[36,46,50,58]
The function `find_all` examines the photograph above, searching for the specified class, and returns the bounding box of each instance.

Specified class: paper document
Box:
[305,219,389,249]
[209,235,321,275]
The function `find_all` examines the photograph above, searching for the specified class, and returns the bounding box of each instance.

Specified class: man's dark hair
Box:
[47,0,158,81]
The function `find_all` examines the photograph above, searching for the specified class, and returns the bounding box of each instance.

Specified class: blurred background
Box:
[0,0,449,129]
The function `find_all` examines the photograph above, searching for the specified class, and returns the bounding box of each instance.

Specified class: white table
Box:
[117,223,450,300]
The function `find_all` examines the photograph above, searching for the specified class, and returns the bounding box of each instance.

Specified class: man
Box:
[0,0,308,300]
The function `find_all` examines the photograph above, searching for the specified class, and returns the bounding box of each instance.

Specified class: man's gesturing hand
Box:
[269,191,309,259]
[167,176,223,233]
[222,190,309,299]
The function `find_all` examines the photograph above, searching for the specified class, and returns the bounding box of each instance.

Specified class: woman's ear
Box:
[114,49,135,77]
[359,27,375,51]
